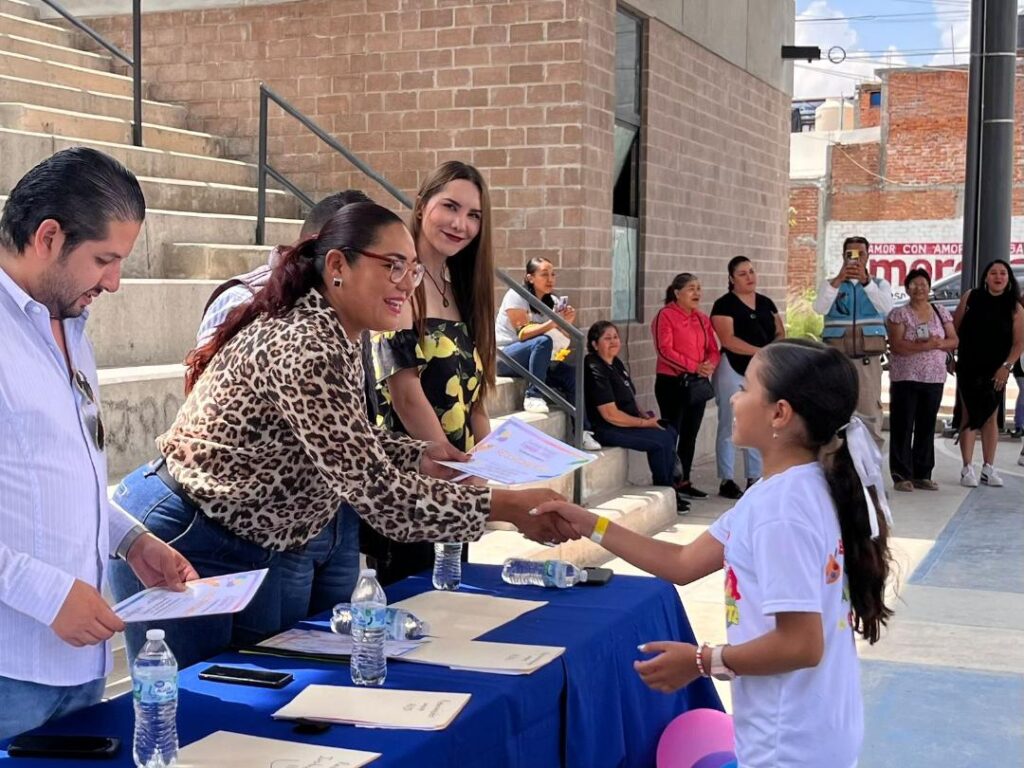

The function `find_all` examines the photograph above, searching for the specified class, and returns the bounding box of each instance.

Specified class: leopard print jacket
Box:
[158,290,491,551]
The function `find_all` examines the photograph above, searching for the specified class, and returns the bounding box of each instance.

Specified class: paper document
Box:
[390,590,547,640]
[112,569,268,623]
[403,638,565,675]
[177,731,380,767]
[435,417,596,485]
[255,628,424,659]
[274,686,471,731]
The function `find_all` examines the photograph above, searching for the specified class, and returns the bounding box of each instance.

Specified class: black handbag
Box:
[654,308,716,406]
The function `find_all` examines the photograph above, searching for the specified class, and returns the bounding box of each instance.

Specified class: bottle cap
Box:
[360,568,377,578]
[146,629,165,641]
[578,569,588,582]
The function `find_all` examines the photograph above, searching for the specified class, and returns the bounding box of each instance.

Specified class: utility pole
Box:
[961,0,1017,292]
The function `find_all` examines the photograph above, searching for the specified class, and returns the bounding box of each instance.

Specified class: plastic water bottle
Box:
[350,568,388,686]
[432,542,462,590]
[501,558,588,588]
[131,629,178,768]
[331,604,429,640]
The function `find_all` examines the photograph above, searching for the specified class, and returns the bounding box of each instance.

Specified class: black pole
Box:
[256,86,268,246]
[131,0,142,147]
[961,0,1017,292]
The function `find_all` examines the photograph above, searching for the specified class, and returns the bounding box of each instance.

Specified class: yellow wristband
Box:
[590,516,610,545]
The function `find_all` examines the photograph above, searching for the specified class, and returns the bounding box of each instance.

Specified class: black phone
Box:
[198,664,293,689]
[581,566,614,586]
[7,734,120,759]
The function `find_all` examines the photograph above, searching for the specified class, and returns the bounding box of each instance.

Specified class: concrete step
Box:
[88,279,218,368]
[0,33,111,70]
[0,49,137,96]
[164,243,273,280]
[0,11,76,47]
[0,126,257,189]
[98,364,186,481]
[0,102,222,156]
[137,176,300,219]
[0,0,38,19]
[470,486,677,568]
[0,75,184,127]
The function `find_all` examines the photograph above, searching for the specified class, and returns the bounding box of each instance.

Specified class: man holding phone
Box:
[0,149,198,741]
[813,235,893,447]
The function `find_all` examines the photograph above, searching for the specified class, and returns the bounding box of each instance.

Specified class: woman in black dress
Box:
[953,259,1024,487]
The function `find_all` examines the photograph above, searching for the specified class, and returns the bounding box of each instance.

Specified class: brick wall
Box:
[856,85,880,129]
[788,183,820,295]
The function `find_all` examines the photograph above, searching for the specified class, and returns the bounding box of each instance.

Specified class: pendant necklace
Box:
[424,263,451,308]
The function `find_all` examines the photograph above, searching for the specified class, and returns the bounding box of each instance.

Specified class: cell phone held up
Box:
[7,734,120,760]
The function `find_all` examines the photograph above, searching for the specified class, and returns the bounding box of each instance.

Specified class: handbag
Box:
[929,303,956,375]
[654,308,716,406]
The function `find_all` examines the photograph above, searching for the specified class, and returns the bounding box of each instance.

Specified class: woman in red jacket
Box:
[652,273,721,498]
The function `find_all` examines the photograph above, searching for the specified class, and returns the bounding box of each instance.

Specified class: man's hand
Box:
[126,533,199,591]
[420,441,473,481]
[50,579,125,647]
[634,641,701,693]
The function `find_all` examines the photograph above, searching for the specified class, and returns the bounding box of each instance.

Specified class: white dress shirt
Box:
[812,277,894,317]
[0,265,136,686]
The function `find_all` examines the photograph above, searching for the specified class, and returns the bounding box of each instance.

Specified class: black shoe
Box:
[746,477,760,490]
[1009,428,1024,439]
[718,480,744,500]
[674,493,691,514]
[675,481,707,499]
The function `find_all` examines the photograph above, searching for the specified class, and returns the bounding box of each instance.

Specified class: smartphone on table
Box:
[7,734,120,759]
[198,665,293,689]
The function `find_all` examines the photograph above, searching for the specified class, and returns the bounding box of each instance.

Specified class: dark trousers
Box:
[592,423,679,486]
[655,374,707,482]
[889,380,943,481]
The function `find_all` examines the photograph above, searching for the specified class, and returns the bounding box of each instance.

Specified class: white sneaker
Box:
[960,465,979,487]
[980,463,1004,487]
[581,431,602,451]
[523,396,549,414]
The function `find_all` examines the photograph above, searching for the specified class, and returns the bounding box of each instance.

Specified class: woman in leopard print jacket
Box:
[108,202,570,668]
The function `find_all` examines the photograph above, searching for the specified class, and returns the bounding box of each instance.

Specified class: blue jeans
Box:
[713,357,763,481]
[0,676,104,742]
[498,335,576,402]
[108,464,360,668]
[592,424,679,486]
[1015,376,1023,430]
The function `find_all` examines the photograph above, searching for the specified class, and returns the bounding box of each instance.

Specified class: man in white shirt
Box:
[0,148,197,740]
[813,236,893,447]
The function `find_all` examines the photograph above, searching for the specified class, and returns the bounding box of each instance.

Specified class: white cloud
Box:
[793,1,906,99]
[928,0,971,67]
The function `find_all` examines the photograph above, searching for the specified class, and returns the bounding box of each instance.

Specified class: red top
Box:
[651,302,721,376]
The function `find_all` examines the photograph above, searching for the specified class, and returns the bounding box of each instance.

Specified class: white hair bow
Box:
[839,417,894,540]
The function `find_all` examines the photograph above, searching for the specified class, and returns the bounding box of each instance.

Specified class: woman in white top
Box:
[537,339,895,768]
[495,257,599,449]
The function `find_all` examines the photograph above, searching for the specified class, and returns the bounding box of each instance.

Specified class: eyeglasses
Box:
[348,249,425,288]
[73,369,105,452]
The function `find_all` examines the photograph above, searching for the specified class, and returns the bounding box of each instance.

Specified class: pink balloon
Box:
[655,708,735,768]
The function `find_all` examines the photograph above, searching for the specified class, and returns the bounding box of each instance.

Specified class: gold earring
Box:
[333,276,342,287]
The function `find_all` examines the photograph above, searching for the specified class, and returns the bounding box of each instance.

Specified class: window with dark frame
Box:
[611,7,643,323]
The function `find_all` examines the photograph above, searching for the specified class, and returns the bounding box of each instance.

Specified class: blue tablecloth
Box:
[1,565,721,767]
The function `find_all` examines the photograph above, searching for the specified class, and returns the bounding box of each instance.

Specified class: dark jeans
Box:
[889,380,944,481]
[655,373,707,482]
[498,335,576,400]
[592,423,679,486]
[108,463,361,668]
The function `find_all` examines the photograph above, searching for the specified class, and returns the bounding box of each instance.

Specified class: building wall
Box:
[788,65,1024,297]
[82,0,791,412]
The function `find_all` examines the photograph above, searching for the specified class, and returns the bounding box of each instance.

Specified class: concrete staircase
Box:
[0,0,677,576]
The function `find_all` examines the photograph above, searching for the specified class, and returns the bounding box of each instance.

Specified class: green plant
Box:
[784,289,824,341]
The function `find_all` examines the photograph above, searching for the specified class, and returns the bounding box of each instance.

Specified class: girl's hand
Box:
[994,367,1010,392]
[634,641,701,693]
[532,500,598,538]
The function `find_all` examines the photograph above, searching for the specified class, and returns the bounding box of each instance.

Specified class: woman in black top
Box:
[583,321,689,514]
[709,256,785,499]
[953,259,1024,487]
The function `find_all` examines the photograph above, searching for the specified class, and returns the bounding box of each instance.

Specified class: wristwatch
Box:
[710,644,737,681]
[1002,362,1014,372]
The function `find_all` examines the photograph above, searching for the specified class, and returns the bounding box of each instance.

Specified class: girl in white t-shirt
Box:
[537,339,895,768]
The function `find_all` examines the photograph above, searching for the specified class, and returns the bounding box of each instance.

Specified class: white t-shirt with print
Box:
[708,462,863,768]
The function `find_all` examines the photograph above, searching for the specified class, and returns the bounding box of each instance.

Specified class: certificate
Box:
[112,569,268,623]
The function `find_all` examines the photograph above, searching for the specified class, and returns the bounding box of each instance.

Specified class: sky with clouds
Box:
[792,0,1009,99]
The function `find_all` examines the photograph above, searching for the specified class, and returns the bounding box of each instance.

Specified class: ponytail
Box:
[822,440,894,644]
[758,339,895,645]
[184,237,321,392]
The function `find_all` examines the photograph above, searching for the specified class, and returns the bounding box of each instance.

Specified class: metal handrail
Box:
[37,0,142,147]
[256,83,412,244]
[495,269,586,504]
